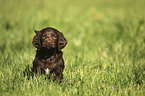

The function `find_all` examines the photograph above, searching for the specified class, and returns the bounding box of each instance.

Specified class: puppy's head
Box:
[41,29,58,49]
[32,27,67,51]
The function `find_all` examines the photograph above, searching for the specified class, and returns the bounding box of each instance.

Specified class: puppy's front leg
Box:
[54,68,63,83]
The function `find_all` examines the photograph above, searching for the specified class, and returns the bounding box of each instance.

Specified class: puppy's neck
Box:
[37,48,57,59]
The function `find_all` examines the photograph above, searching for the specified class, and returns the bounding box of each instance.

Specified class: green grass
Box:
[0,0,145,95]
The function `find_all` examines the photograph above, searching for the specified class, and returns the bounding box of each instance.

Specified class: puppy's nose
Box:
[47,41,51,44]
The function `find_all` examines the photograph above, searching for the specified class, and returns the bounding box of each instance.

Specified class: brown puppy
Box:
[32,27,67,82]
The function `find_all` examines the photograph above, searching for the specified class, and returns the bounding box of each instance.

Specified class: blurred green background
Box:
[0,0,145,95]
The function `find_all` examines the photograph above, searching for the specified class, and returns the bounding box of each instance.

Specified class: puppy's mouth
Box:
[41,44,54,49]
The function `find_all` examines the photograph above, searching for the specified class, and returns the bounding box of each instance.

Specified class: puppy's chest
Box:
[41,55,56,65]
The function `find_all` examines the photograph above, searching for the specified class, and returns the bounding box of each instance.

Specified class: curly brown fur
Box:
[32,27,67,82]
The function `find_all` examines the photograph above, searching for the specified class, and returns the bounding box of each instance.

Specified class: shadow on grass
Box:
[23,65,62,83]
[23,65,34,80]
[134,65,145,85]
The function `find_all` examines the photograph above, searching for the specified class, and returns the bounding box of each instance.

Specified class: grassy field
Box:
[0,0,145,95]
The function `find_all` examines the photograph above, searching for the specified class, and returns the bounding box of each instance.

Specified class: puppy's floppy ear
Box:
[57,32,67,51]
[32,30,41,50]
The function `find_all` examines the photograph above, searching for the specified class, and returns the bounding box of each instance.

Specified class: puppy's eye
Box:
[46,36,50,38]
[43,34,49,38]
[43,33,47,36]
